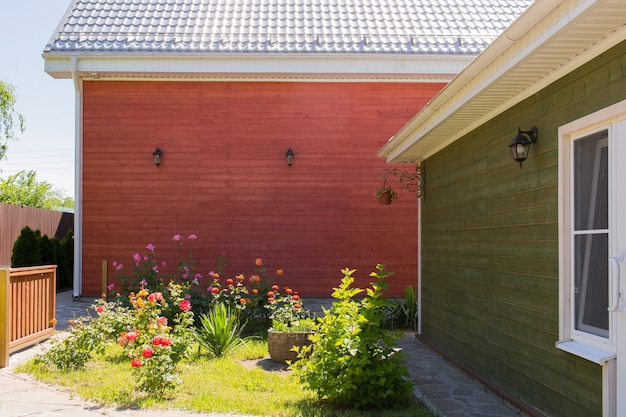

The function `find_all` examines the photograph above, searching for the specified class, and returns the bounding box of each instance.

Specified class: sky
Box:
[0,1,76,197]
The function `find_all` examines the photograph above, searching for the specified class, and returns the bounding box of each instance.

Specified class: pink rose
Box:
[179,300,191,311]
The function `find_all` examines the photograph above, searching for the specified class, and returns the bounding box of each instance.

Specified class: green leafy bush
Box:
[292,265,414,410]
[195,303,249,357]
[37,298,133,371]
[11,226,42,267]
[387,286,419,330]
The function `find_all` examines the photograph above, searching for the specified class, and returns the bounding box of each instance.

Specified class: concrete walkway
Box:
[0,292,523,417]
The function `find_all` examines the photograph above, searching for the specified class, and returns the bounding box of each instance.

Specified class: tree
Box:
[0,81,25,161]
[0,170,74,209]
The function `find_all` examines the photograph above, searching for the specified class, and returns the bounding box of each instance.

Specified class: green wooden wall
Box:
[421,40,626,417]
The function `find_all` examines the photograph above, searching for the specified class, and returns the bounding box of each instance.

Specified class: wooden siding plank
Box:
[420,41,626,417]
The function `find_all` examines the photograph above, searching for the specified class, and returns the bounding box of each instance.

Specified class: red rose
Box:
[211,287,219,294]
[292,295,300,301]
[267,291,275,298]
[180,299,192,311]
[272,285,279,291]
[142,346,154,358]
[226,278,234,285]
[131,358,143,367]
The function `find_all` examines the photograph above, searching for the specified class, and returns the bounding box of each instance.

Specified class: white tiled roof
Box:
[46,0,533,55]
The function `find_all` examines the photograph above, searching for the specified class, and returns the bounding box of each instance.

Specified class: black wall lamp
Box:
[285,148,295,167]
[508,126,537,168]
[152,147,163,167]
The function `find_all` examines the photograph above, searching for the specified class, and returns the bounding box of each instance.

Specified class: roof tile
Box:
[46,0,534,55]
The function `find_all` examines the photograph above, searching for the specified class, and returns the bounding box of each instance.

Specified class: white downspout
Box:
[417,194,422,335]
[70,56,82,298]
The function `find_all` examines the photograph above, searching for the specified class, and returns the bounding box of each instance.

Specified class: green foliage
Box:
[119,283,196,397]
[266,284,311,331]
[10,226,74,289]
[39,235,56,265]
[387,286,419,330]
[36,299,133,371]
[195,303,249,357]
[292,265,414,410]
[0,81,25,161]
[0,170,73,208]
[11,226,42,267]
[54,230,74,290]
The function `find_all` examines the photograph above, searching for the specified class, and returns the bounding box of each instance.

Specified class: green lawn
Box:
[19,339,438,417]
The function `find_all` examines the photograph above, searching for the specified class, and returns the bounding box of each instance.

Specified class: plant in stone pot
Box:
[266,285,314,363]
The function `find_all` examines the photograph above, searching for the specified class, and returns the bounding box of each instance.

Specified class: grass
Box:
[18,338,438,417]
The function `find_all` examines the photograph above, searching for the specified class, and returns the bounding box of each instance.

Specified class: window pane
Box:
[574,131,608,231]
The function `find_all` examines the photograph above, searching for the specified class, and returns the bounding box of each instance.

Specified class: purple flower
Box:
[152,266,159,273]
[113,261,118,267]
[182,273,188,279]
[192,279,199,285]
[194,273,203,279]
[173,234,182,241]
[115,263,123,271]
[107,283,115,291]
[146,243,155,251]
[139,279,148,286]
[162,261,167,266]
[188,234,197,240]
[133,253,141,263]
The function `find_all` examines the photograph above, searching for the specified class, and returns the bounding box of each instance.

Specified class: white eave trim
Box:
[42,52,474,82]
[378,0,626,163]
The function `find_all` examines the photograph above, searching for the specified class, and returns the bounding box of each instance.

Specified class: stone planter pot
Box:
[267,329,314,363]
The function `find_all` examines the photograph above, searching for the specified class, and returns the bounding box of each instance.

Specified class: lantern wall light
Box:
[285,148,295,167]
[152,147,163,167]
[508,126,537,168]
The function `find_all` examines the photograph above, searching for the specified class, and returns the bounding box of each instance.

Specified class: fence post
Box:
[102,260,108,300]
[0,269,9,368]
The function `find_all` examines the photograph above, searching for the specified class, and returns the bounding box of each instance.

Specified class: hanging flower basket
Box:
[374,185,397,205]
[377,191,393,205]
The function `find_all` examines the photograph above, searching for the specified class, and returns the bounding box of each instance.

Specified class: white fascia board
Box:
[378,0,622,163]
[43,53,473,82]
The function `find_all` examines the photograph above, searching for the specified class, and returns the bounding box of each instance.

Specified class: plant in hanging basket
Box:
[374,186,398,205]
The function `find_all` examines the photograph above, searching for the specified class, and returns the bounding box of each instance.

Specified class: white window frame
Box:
[557,99,626,364]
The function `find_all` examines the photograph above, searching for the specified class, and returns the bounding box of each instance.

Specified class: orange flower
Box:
[272,285,279,290]
[226,278,234,285]
[255,258,263,266]
[294,304,302,309]
[249,275,260,283]
[292,294,300,301]
[276,269,283,276]
[236,274,245,281]
[252,289,258,294]
[212,272,220,278]
[267,291,275,298]
[239,298,247,304]
[285,288,292,294]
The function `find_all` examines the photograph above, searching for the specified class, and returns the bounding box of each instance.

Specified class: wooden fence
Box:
[0,266,57,367]
[0,203,74,267]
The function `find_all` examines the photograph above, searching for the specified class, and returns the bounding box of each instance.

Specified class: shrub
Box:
[195,303,249,357]
[11,226,42,267]
[292,265,414,410]
[36,298,133,371]
[117,282,195,397]
[387,286,419,330]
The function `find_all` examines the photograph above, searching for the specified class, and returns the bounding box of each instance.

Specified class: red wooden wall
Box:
[81,80,444,297]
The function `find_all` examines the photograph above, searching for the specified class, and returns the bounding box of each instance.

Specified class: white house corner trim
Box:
[71,56,83,298]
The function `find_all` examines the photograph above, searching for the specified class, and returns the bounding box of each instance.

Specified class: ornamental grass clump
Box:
[195,303,250,357]
[292,264,414,410]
